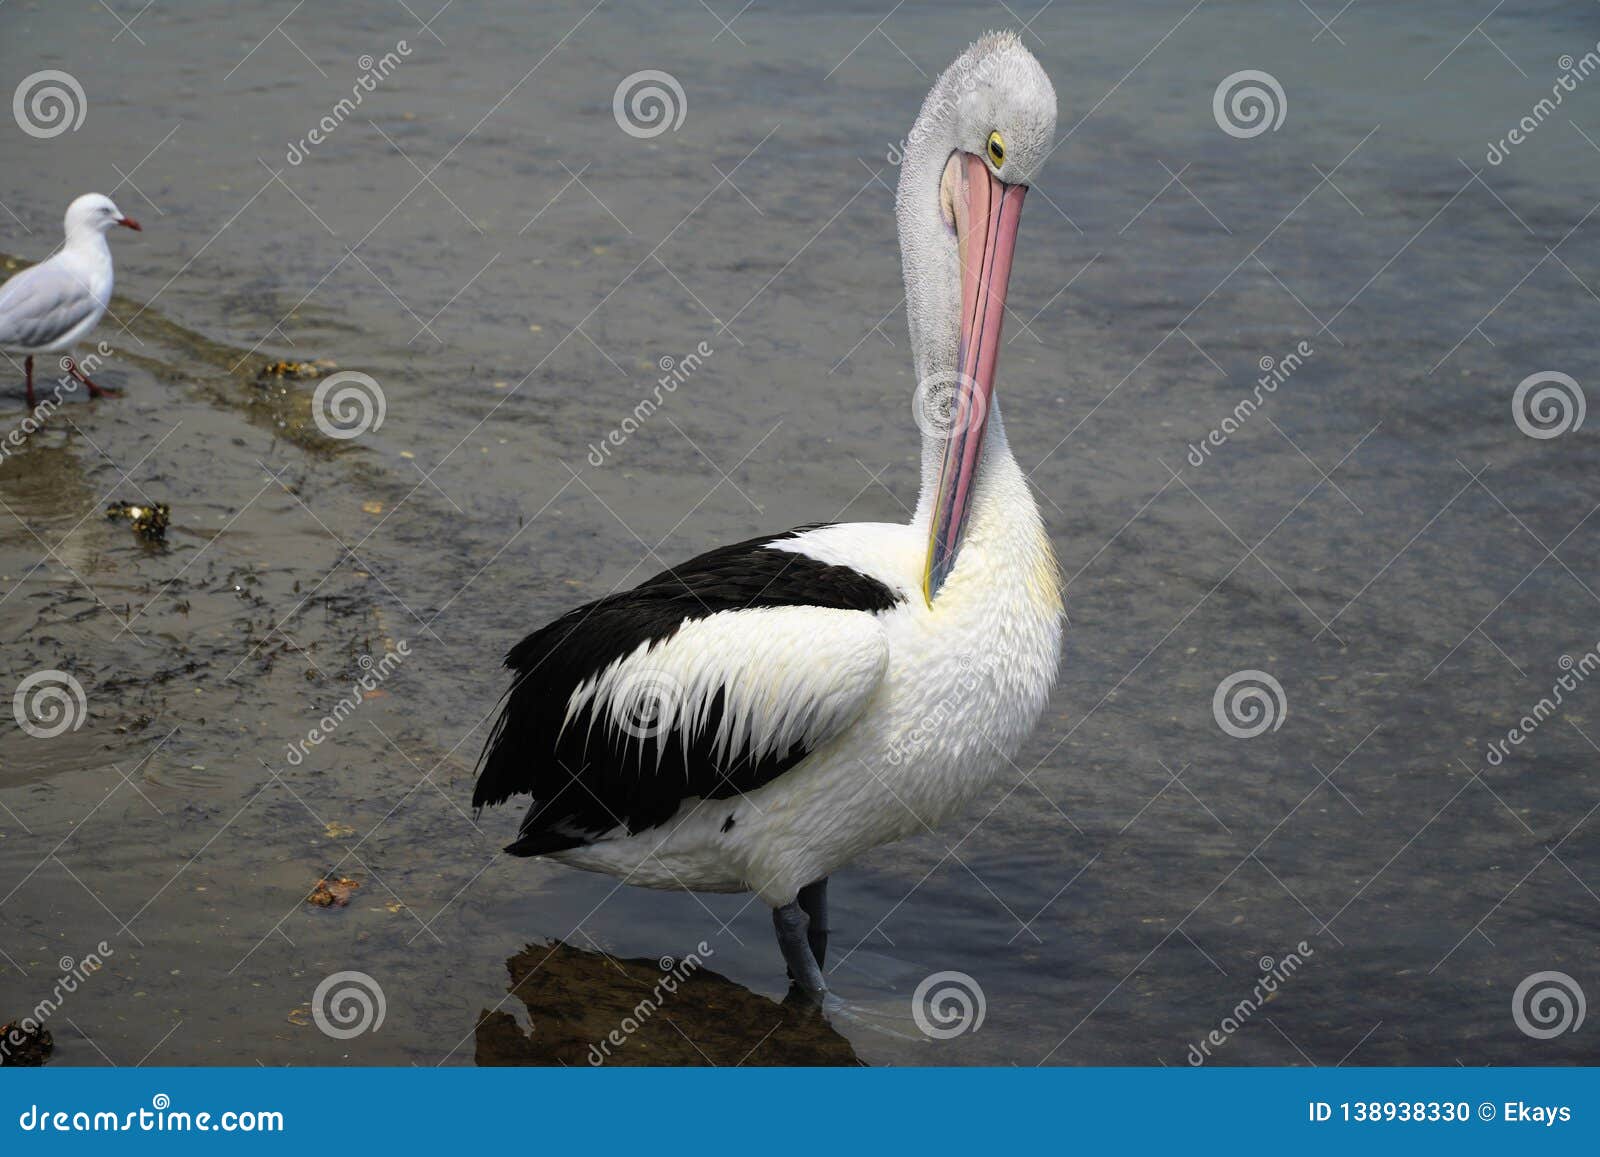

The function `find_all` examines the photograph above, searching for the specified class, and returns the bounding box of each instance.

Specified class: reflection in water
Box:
[475,941,861,1066]
[0,432,95,526]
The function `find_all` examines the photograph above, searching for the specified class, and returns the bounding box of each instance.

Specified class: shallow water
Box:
[1,0,1597,1066]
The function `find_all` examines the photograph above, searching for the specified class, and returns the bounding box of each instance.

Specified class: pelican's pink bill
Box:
[923,151,1026,602]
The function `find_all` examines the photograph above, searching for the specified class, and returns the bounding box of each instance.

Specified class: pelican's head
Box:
[933,31,1058,187]
[64,193,141,240]
[897,32,1056,602]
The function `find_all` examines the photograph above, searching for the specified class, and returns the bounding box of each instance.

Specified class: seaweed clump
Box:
[106,501,170,542]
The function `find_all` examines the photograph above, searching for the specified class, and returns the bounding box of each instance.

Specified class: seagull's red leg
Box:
[25,356,34,409]
[65,357,122,399]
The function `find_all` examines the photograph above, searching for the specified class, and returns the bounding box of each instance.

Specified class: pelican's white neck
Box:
[897,67,964,428]
[895,57,1030,579]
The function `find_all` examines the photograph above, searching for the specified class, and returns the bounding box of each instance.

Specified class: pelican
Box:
[475,31,1063,1006]
[1,193,140,408]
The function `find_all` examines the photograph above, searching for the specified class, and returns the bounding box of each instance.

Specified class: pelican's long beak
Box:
[924,152,1026,603]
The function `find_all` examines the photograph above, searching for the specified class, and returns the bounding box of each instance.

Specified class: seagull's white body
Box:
[0,194,131,356]
[556,418,1062,904]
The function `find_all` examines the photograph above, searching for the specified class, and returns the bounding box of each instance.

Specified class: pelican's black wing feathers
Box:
[472,526,901,854]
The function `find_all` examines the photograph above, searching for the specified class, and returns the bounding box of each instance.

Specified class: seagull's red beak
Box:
[923,152,1026,602]
[117,216,142,231]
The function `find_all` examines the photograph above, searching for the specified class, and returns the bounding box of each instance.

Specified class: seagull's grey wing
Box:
[0,262,102,350]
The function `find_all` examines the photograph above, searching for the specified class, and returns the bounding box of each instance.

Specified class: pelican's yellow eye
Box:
[986,130,1005,167]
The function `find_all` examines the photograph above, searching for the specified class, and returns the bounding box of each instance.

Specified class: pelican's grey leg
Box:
[797,878,829,968]
[773,901,827,1004]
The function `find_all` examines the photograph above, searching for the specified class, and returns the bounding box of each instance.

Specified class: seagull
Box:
[475,31,1063,1007]
[1,193,141,408]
